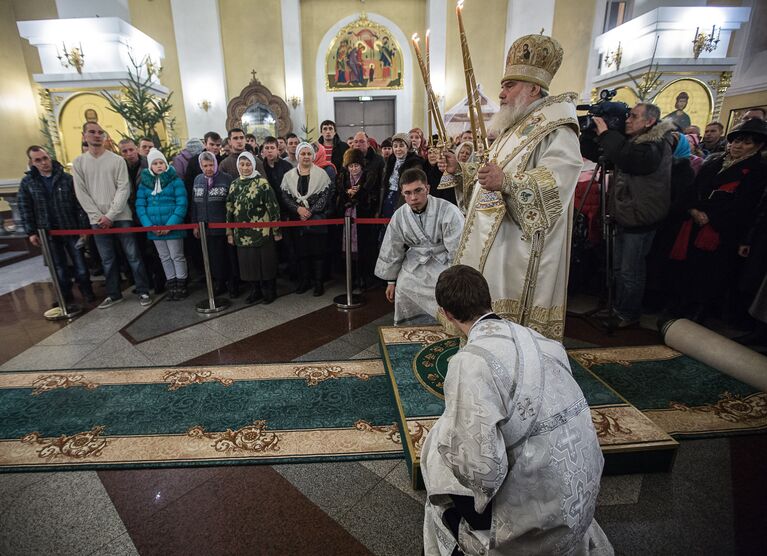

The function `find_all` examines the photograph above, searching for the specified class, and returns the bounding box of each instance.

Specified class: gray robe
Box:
[421,317,613,555]
[375,195,464,324]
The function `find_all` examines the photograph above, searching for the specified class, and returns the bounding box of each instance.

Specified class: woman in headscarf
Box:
[455,141,475,163]
[135,148,189,300]
[226,151,282,304]
[408,128,429,159]
[337,147,378,289]
[669,119,767,323]
[379,133,426,218]
[312,142,337,183]
[191,151,239,298]
[281,142,334,296]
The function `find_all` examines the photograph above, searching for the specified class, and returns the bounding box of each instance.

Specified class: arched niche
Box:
[652,78,713,132]
[226,76,292,139]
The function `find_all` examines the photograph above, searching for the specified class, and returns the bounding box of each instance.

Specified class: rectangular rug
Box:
[379,326,679,489]
[0,360,404,472]
[569,345,767,439]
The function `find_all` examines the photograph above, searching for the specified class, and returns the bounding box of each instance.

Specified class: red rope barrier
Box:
[47,217,388,236]
[208,219,344,229]
[355,218,391,225]
[49,224,198,236]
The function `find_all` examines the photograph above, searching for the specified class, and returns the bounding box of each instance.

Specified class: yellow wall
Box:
[219,0,286,106]
[444,0,507,111]
[128,0,189,142]
[0,0,58,181]
[299,0,426,135]
[719,90,767,129]
[550,0,597,97]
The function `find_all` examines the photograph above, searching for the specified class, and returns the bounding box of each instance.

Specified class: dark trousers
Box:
[206,234,240,289]
[49,235,92,297]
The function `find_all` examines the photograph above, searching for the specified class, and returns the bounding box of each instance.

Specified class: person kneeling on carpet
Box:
[374,168,464,326]
[421,265,614,556]
[226,152,282,304]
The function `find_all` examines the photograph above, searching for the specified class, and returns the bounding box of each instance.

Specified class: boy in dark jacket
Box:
[18,146,95,305]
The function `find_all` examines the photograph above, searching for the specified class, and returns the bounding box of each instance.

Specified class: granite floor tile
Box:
[98,467,223,530]
[134,324,232,365]
[0,471,129,556]
[125,465,372,556]
[357,458,401,478]
[88,532,138,556]
[74,341,155,369]
[0,342,100,371]
[338,474,426,556]
[292,336,371,362]
[596,473,643,506]
[350,347,382,360]
[273,461,384,519]
[0,256,51,296]
[201,304,288,342]
[380,459,427,505]
[0,471,49,512]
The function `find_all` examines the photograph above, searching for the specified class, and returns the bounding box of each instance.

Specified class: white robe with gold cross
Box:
[440,93,583,341]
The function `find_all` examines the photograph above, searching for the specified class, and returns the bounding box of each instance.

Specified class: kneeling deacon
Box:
[422,265,614,556]
[375,168,464,325]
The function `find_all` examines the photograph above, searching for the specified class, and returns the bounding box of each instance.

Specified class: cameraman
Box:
[593,103,675,328]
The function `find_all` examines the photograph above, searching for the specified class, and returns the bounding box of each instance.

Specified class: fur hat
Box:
[343,147,365,168]
[391,132,412,150]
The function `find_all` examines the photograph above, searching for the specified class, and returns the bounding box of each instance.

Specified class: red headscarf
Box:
[313,143,336,172]
[408,128,429,158]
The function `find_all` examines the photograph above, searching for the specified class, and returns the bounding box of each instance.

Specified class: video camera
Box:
[577,89,630,135]
[578,89,631,161]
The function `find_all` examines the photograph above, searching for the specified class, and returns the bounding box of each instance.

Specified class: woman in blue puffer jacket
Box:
[136,148,189,300]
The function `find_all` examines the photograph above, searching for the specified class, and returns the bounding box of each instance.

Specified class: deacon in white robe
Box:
[375,170,464,325]
[422,265,613,556]
[439,33,583,341]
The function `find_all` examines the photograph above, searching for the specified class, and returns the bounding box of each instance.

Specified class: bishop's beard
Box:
[487,95,531,136]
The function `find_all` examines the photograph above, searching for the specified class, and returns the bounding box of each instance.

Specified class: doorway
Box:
[334,97,395,144]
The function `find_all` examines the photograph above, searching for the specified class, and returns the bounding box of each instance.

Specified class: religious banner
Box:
[326,16,403,91]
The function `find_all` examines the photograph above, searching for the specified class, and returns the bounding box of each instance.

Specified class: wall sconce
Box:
[198,100,212,112]
[288,96,302,109]
[692,25,720,59]
[604,42,623,71]
[56,42,85,74]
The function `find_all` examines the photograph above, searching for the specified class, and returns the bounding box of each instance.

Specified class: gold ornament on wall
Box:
[692,25,720,59]
[56,42,85,74]
[603,42,623,71]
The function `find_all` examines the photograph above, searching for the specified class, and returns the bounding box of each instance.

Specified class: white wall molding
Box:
[169,0,228,139]
[281,0,306,132]
[315,12,414,133]
[426,0,448,129]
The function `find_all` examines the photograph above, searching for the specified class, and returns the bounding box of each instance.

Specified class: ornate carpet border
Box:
[0,360,385,391]
[0,420,403,472]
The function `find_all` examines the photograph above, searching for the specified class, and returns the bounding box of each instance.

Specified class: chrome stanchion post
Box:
[195,221,230,313]
[39,228,82,320]
[334,214,364,309]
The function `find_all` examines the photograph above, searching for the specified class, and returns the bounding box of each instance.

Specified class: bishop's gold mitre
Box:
[502,34,564,90]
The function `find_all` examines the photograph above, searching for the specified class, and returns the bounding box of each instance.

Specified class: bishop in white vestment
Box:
[439,33,583,341]
[375,173,464,325]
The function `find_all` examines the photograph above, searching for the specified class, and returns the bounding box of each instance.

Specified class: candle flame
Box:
[457,0,464,10]
[426,29,431,38]
[412,33,420,42]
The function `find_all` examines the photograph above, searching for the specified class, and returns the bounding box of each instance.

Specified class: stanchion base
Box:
[43,304,83,321]
[334,293,365,309]
[195,298,231,314]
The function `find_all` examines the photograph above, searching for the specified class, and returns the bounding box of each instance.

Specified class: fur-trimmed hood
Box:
[633,119,676,145]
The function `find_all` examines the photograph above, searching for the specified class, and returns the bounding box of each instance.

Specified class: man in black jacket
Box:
[18,146,95,305]
[352,131,385,216]
[594,103,675,327]
[318,120,349,172]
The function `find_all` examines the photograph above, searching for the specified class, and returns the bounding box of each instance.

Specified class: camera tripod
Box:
[568,156,619,333]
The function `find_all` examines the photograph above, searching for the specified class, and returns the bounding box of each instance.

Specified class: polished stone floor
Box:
[1,256,764,555]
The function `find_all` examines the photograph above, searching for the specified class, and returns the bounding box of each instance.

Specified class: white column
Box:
[427,0,448,128]
[55,0,131,20]
[281,0,306,133]
[504,0,556,59]
[583,0,608,102]
[170,0,228,139]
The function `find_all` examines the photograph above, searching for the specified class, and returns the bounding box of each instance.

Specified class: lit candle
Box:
[456,1,466,36]
[425,28,430,77]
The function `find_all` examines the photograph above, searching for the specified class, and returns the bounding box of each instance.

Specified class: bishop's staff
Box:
[411,32,448,148]
[456,0,489,161]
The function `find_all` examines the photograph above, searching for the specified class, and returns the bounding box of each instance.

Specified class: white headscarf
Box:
[147,148,168,195]
[296,142,315,166]
[237,151,259,179]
